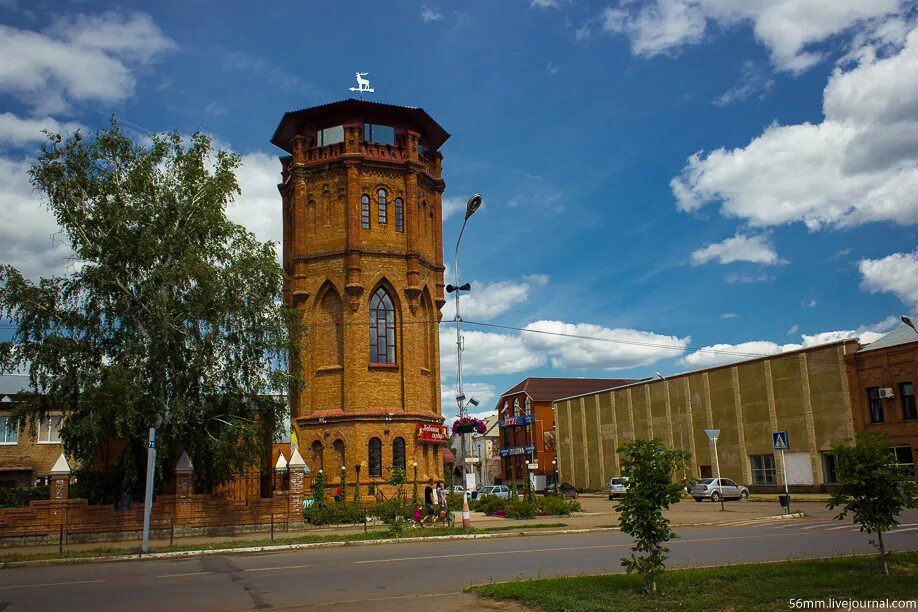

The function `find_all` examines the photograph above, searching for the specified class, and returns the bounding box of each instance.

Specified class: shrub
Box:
[308,501,364,525]
[446,492,464,511]
[505,497,538,519]
[0,485,49,508]
[371,498,413,524]
[473,495,507,515]
[387,515,408,538]
[538,495,577,516]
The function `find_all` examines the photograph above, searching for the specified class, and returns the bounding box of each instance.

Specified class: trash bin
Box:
[778,494,790,507]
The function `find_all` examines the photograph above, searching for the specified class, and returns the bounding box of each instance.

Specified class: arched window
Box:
[369,287,396,364]
[311,441,324,473]
[314,285,343,367]
[333,439,345,470]
[392,437,406,471]
[361,194,370,229]
[394,198,404,232]
[368,437,382,477]
[377,189,387,224]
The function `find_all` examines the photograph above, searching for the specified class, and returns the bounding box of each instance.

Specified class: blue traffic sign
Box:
[772,431,788,450]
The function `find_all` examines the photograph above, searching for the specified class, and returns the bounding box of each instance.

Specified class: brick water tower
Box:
[271,99,449,496]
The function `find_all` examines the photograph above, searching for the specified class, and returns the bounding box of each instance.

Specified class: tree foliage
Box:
[616,438,690,593]
[828,431,918,575]
[0,124,301,496]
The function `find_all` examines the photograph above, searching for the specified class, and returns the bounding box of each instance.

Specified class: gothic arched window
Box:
[368,437,382,477]
[370,287,397,364]
[311,441,324,473]
[392,437,406,471]
[333,439,345,470]
[361,194,370,229]
[394,198,404,232]
[377,189,387,224]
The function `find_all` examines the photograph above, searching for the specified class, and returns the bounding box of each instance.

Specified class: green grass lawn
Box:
[470,552,918,611]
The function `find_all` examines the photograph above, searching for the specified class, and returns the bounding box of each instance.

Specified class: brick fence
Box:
[0,449,311,547]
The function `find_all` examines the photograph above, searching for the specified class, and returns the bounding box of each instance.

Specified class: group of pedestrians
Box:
[413,478,451,527]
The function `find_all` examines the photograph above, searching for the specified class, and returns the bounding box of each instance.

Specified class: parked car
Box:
[543,482,579,499]
[473,485,512,500]
[448,485,465,494]
[608,476,629,500]
[690,477,749,502]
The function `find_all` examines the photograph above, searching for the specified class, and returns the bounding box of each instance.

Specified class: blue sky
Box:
[1,1,917,421]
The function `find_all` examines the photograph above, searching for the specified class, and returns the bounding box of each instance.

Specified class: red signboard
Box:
[417,423,449,444]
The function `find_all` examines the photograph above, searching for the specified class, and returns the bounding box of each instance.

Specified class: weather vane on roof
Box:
[349,72,375,97]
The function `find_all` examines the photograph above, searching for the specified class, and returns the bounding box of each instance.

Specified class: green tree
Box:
[388,467,407,500]
[829,431,918,575]
[0,124,301,496]
[616,438,690,594]
[312,470,326,508]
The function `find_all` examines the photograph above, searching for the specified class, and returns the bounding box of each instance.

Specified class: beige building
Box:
[554,340,859,492]
[0,375,66,487]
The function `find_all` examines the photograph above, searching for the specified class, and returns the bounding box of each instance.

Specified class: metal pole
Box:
[712,437,724,512]
[142,426,156,553]
[454,215,470,523]
[781,449,791,515]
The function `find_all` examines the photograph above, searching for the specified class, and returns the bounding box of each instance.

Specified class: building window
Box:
[361,194,370,229]
[822,452,838,484]
[392,437,406,471]
[368,438,382,477]
[333,439,345,470]
[369,287,396,364]
[311,441,324,473]
[901,382,916,420]
[512,399,519,417]
[364,123,395,145]
[750,454,777,485]
[38,416,62,444]
[317,125,344,146]
[891,446,914,470]
[867,387,884,423]
[377,189,387,224]
[0,416,18,445]
[394,198,404,232]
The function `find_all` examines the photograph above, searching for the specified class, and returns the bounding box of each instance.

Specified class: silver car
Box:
[690,477,749,502]
[608,476,629,500]
[475,485,512,500]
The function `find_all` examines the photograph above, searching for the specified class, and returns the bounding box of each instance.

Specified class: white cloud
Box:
[725,272,773,284]
[721,312,739,319]
[0,12,175,114]
[228,152,282,251]
[787,324,799,335]
[0,157,73,279]
[532,0,564,7]
[440,329,545,377]
[713,60,774,106]
[0,113,84,146]
[420,5,443,22]
[600,0,901,72]
[442,195,469,221]
[673,27,918,231]
[441,382,497,416]
[523,273,550,287]
[441,278,540,322]
[859,251,918,311]
[521,320,690,371]
[691,233,784,265]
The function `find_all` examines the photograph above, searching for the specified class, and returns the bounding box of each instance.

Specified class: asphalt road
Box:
[0,518,916,611]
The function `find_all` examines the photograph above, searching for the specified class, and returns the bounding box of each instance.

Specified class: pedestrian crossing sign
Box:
[773,431,788,450]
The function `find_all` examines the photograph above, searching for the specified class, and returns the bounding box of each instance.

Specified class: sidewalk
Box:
[0,496,821,564]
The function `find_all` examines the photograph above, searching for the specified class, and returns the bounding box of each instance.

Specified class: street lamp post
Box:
[446,194,482,514]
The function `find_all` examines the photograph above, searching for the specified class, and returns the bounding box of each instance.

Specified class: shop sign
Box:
[417,423,449,444]
[499,414,535,428]
[498,445,536,457]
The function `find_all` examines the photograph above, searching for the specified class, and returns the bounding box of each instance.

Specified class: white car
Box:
[608,476,629,500]
[448,485,465,493]
[474,485,512,500]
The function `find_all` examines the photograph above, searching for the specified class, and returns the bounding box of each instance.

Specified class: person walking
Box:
[436,481,448,525]
[423,478,435,524]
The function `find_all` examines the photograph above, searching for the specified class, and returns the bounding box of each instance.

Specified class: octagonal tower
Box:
[272,99,449,493]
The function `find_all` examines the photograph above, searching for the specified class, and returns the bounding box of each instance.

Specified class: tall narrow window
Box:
[38,416,62,444]
[0,416,18,444]
[750,454,776,485]
[334,439,345,470]
[311,441,324,473]
[361,194,370,229]
[392,437,406,471]
[368,438,382,477]
[868,387,883,423]
[377,189,387,224]
[901,382,916,420]
[369,287,396,364]
[394,198,404,232]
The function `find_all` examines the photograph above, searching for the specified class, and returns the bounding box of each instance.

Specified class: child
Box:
[414,503,425,528]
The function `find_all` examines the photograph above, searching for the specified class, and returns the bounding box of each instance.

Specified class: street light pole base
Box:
[462,493,471,531]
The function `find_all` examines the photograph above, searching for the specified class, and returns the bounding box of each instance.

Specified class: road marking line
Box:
[799,523,838,530]
[298,592,464,608]
[244,564,311,572]
[0,579,106,590]
[355,543,631,564]
[156,571,213,579]
[891,526,918,533]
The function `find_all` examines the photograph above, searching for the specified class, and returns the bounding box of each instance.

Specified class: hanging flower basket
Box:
[452,416,487,435]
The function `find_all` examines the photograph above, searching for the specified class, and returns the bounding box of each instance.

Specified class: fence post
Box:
[170,519,174,547]
[270,512,274,541]
[58,524,63,555]
[287,448,309,528]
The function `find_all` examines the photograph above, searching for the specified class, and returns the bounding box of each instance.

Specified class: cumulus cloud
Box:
[0,12,175,114]
[0,113,84,146]
[521,320,690,371]
[420,5,443,22]
[691,233,784,266]
[442,195,475,221]
[599,0,901,72]
[672,27,918,231]
[441,277,544,322]
[228,152,282,251]
[440,382,497,416]
[859,251,918,311]
[440,329,545,377]
[0,157,73,279]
